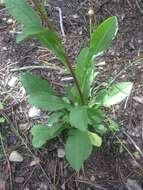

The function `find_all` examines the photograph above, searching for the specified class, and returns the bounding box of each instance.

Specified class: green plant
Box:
[5,0,133,171]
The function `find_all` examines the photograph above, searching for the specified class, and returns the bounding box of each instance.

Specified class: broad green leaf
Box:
[88,108,105,124]
[93,82,133,107]
[69,106,88,131]
[29,92,69,111]
[5,0,42,27]
[88,131,102,147]
[0,102,3,110]
[48,112,64,126]
[90,16,118,56]
[31,123,64,148]
[65,129,92,171]
[109,119,119,132]
[21,72,54,95]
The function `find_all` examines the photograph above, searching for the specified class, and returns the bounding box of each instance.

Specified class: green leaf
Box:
[65,129,92,171]
[98,82,133,107]
[90,16,118,56]
[21,72,54,95]
[5,0,42,27]
[29,92,69,111]
[31,123,64,148]
[109,119,119,132]
[48,112,64,126]
[69,106,88,131]
[5,0,67,65]
[88,108,105,124]
[76,48,95,100]
[94,124,107,135]
[88,131,102,147]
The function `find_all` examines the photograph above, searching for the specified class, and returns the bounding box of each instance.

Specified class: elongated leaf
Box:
[21,72,54,95]
[65,129,92,171]
[69,106,88,131]
[5,0,67,65]
[90,16,118,56]
[5,0,42,27]
[88,131,102,147]
[94,82,133,107]
[29,92,69,111]
[76,48,95,100]
[31,124,64,148]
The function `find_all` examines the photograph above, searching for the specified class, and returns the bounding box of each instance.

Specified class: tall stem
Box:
[65,57,85,104]
[31,0,53,30]
[31,0,85,104]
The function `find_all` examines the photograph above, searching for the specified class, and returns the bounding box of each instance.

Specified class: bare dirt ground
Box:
[0,0,143,189]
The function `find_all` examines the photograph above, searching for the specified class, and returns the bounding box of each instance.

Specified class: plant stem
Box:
[31,0,53,30]
[65,56,85,104]
[31,0,85,104]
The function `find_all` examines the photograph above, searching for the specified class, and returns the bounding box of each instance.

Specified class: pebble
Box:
[30,157,40,166]
[57,148,65,158]
[2,17,7,21]
[2,47,7,51]
[15,177,24,184]
[7,18,13,25]
[96,61,106,66]
[90,175,95,182]
[28,107,41,118]
[9,151,23,162]
[8,76,18,88]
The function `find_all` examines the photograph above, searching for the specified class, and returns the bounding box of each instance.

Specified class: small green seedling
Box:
[5,0,133,171]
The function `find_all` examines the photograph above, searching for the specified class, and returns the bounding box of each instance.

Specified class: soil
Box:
[0,0,143,189]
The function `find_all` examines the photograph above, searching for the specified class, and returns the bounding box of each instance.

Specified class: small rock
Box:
[2,47,7,51]
[72,14,79,19]
[61,183,65,190]
[30,157,40,166]
[126,179,142,190]
[57,148,65,158]
[15,177,24,184]
[7,18,13,25]
[9,151,23,162]
[8,76,18,88]
[96,61,106,66]
[90,175,95,182]
[2,17,7,21]
[28,107,41,118]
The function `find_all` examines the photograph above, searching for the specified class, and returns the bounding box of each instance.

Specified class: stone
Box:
[57,148,65,158]
[8,76,18,88]
[28,107,41,118]
[9,151,23,162]
[7,18,13,25]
